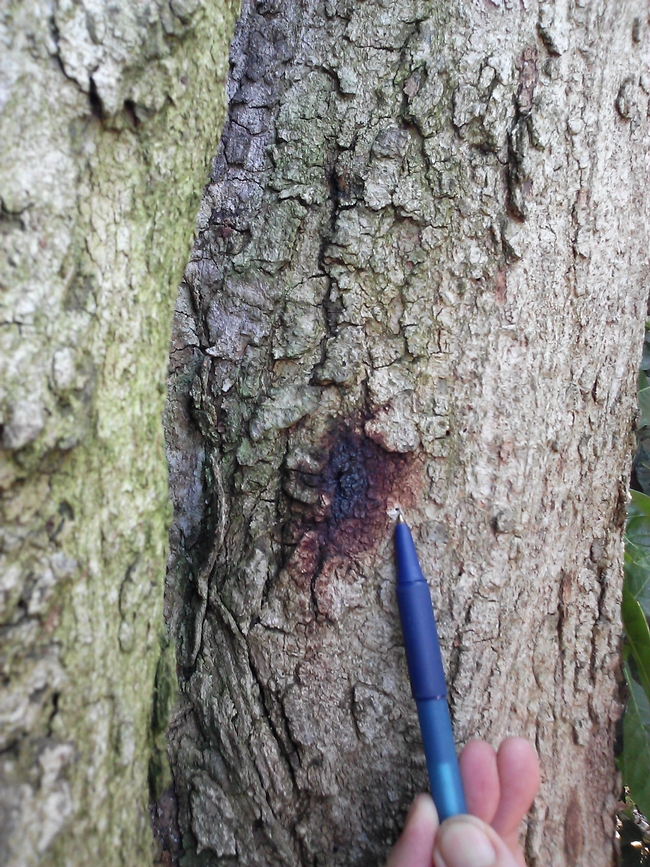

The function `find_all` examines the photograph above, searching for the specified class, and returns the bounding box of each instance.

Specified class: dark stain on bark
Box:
[326,434,372,523]
[284,426,418,573]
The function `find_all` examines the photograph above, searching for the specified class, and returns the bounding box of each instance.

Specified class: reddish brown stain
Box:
[283,426,420,588]
[285,531,320,591]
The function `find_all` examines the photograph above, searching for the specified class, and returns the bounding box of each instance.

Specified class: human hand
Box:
[385,737,540,867]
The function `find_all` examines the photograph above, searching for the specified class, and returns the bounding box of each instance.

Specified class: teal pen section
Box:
[416,699,467,821]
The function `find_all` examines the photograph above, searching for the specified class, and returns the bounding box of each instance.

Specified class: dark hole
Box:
[123,99,140,128]
[88,78,104,120]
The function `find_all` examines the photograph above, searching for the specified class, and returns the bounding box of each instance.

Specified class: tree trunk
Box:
[0,2,237,865]
[164,2,650,867]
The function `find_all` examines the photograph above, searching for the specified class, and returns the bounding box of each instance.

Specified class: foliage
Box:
[620,325,650,864]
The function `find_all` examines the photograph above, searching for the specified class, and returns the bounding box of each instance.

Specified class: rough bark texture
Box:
[0,2,237,865]
[165,1,650,866]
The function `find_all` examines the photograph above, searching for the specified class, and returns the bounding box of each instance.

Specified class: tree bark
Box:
[164,2,650,867]
[0,2,237,865]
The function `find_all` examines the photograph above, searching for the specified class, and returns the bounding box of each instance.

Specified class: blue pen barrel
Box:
[395,522,467,821]
[396,580,447,699]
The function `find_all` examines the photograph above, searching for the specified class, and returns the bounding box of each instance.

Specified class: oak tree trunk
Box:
[0,1,237,865]
[164,2,650,867]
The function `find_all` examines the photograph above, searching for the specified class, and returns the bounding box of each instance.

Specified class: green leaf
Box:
[625,546,650,619]
[622,663,650,819]
[626,493,650,554]
[642,339,650,372]
[634,455,650,497]
[639,387,650,428]
[626,517,650,551]
[628,490,650,520]
[622,584,650,700]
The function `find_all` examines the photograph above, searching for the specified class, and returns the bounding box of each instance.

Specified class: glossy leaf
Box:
[627,492,650,552]
[642,338,650,373]
[622,584,650,701]
[639,386,650,429]
[627,518,650,552]
[622,663,650,820]
[629,490,650,520]
[625,546,650,619]
[633,452,650,497]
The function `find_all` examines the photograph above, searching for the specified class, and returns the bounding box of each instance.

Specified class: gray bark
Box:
[164,2,650,867]
[0,1,237,865]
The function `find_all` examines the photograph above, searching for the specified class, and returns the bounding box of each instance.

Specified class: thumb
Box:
[433,815,519,867]
[384,794,439,867]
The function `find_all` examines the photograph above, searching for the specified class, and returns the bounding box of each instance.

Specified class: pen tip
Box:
[396,510,406,524]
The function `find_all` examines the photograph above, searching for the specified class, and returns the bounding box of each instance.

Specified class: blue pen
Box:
[394,512,467,821]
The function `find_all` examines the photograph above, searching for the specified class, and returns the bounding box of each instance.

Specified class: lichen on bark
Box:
[165,1,650,866]
[0,1,238,864]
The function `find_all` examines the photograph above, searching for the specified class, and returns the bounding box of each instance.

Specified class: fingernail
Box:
[405,794,437,828]
[436,818,497,867]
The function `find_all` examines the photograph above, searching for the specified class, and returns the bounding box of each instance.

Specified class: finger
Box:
[433,814,519,867]
[385,794,439,867]
[491,738,540,844]
[459,740,500,824]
